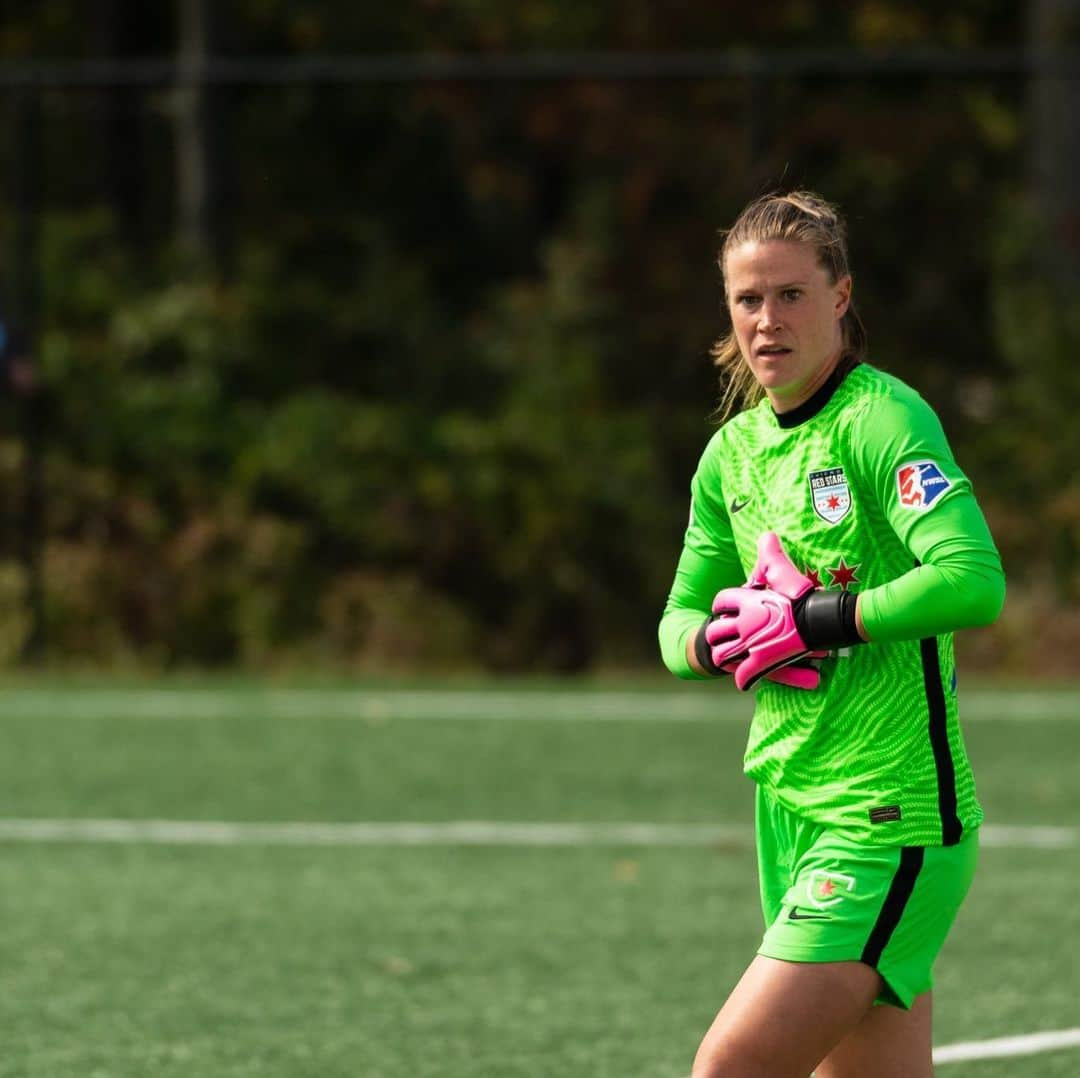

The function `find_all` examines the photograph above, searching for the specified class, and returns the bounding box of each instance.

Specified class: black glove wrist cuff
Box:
[693,615,726,676]
[793,591,863,651]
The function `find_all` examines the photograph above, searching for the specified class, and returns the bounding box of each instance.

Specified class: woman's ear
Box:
[835,274,852,319]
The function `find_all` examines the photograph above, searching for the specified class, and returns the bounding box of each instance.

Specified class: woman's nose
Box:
[758,304,782,332]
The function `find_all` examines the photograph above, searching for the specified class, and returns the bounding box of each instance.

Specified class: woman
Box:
[658,190,1005,1078]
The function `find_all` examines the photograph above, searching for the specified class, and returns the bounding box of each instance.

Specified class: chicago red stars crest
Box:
[808,467,852,524]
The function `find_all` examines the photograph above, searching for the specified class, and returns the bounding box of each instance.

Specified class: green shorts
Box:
[755,785,978,1009]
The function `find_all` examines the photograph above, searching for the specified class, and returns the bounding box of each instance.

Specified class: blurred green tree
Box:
[0,0,1063,671]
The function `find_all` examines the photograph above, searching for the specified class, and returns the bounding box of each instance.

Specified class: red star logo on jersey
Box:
[803,567,823,588]
[817,879,836,898]
[825,558,860,590]
[826,495,841,511]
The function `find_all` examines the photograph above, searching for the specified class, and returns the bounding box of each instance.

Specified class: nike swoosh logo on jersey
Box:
[787,906,830,922]
[730,496,751,514]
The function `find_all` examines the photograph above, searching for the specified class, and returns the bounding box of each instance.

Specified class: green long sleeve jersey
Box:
[659,364,1005,846]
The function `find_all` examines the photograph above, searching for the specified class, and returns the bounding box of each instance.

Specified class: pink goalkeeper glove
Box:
[704,532,859,691]
[747,531,817,597]
[722,654,822,690]
[692,533,825,690]
[706,584,813,691]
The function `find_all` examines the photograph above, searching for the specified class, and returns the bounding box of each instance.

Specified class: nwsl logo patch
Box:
[808,468,851,524]
[897,461,952,510]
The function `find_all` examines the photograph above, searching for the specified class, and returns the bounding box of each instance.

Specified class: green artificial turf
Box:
[0,681,1074,1076]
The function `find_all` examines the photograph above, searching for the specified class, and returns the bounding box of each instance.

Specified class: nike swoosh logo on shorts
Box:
[787,906,830,921]
[730,497,751,513]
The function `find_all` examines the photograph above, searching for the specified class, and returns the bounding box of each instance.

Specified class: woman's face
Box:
[724,239,851,412]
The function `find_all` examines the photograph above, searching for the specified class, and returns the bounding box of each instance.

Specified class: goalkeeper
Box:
[658,191,1005,1078]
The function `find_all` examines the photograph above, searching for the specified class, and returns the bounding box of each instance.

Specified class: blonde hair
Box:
[711,190,868,422]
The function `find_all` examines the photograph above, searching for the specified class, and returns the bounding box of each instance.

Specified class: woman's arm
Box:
[851,388,1005,643]
[660,546,739,678]
[857,496,1005,641]
[659,443,745,679]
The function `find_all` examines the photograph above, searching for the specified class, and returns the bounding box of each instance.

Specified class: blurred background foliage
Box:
[0,0,1077,674]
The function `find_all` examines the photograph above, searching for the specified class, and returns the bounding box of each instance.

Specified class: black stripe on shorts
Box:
[861,846,925,969]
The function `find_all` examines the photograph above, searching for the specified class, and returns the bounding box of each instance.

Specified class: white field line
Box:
[0,819,1071,849]
[0,687,1077,721]
[934,1027,1080,1065]
[0,820,746,846]
[4,688,729,721]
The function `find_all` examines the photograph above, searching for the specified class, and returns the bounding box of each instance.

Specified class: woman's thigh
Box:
[815,991,933,1078]
[691,955,881,1078]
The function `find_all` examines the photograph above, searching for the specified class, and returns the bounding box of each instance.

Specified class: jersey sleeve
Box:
[850,392,1005,642]
[658,435,746,678]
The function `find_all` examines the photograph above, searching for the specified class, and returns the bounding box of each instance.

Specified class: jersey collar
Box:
[772,358,859,429]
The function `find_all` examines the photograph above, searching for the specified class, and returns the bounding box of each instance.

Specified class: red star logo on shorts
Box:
[818,879,836,897]
[826,558,860,590]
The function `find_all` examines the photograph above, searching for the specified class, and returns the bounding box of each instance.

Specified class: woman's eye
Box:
[782,289,802,302]
[737,295,760,308]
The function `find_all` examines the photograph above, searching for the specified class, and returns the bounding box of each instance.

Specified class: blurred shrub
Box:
[20,208,675,671]
[3,3,1073,674]
[14,187,1076,675]
[319,571,478,671]
[0,560,30,665]
[986,197,1080,599]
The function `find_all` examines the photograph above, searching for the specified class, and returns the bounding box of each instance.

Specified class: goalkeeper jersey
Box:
[659,363,1005,846]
